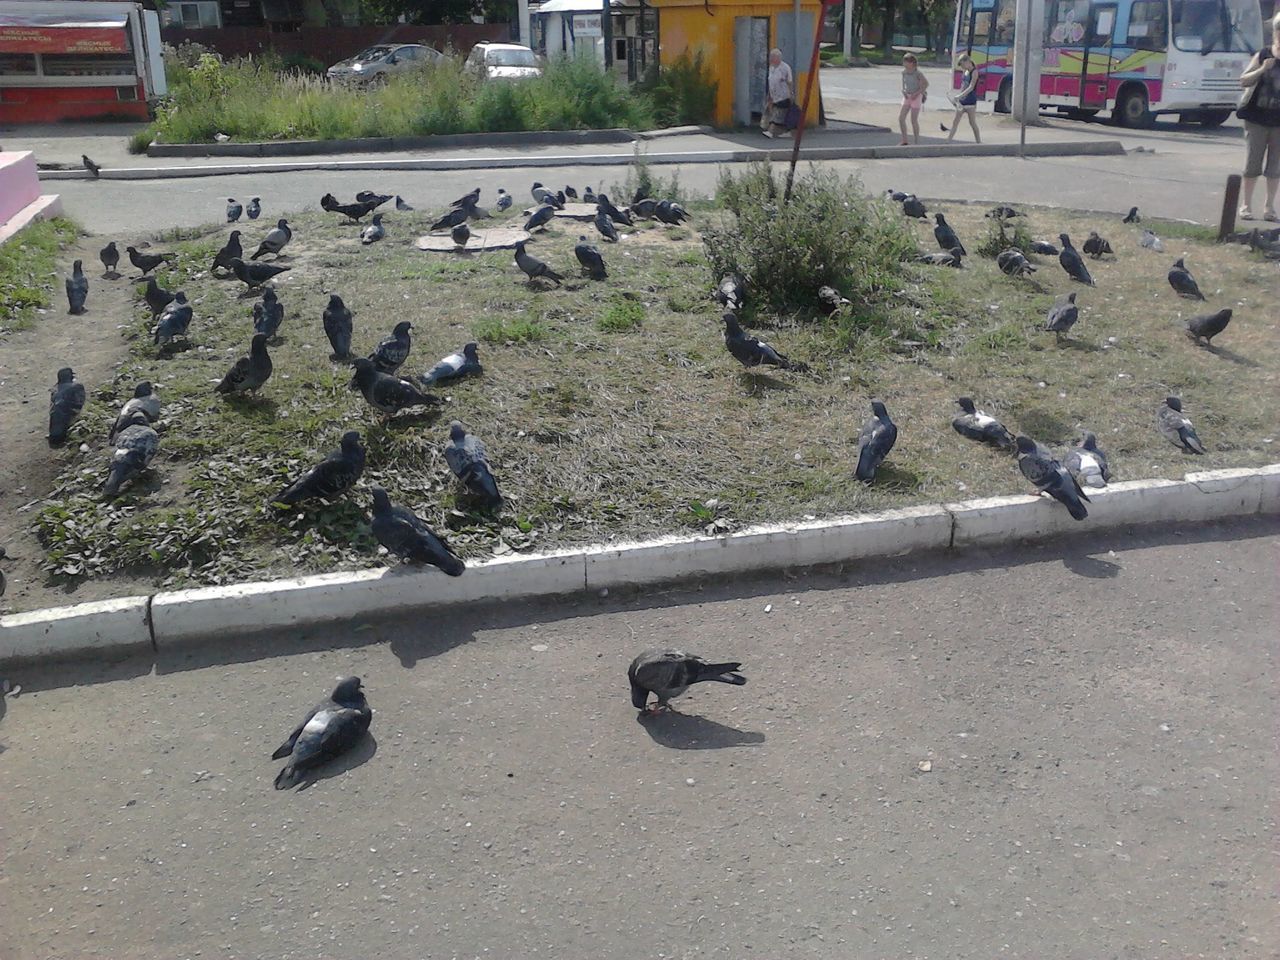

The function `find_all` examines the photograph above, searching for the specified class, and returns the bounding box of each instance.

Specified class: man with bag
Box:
[1238,11,1280,221]
[763,48,796,139]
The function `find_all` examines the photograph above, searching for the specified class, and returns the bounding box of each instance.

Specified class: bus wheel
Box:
[1197,110,1232,127]
[995,77,1012,114]
[1115,87,1152,128]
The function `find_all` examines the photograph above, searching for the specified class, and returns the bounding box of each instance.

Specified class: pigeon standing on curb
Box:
[251,218,291,259]
[109,382,161,442]
[368,321,412,375]
[1157,396,1206,453]
[349,358,439,416]
[370,486,465,575]
[444,421,502,507]
[99,241,120,278]
[855,399,897,483]
[103,411,159,498]
[271,431,365,508]
[1015,435,1089,520]
[271,677,372,790]
[323,294,354,362]
[48,367,86,446]
[952,397,1015,450]
[1168,258,1205,300]
[420,342,482,386]
[215,334,273,396]
[1064,432,1111,488]
[574,236,607,279]
[65,260,88,314]
[82,154,101,177]
[1186,308,1231,347]
[627,648,746,715]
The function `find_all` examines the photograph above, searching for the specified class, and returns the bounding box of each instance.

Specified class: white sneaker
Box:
[762,129,775,138]
[1240,205,1255,220]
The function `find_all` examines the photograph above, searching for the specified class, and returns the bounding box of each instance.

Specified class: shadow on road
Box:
[291,732,378,790]
[637,711,765,750]
[1062,553,1122,579]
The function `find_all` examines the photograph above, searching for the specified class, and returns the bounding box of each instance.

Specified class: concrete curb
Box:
[3,465,1276,664]
[37,140,1126,181]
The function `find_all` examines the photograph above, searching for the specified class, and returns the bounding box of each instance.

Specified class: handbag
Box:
[784,104,802,129]
[1239,51,1274,120]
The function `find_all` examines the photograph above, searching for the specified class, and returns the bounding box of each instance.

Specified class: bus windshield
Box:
[1172,0,1263,53]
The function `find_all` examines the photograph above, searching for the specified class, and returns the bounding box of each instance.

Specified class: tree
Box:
[363,0,514,24]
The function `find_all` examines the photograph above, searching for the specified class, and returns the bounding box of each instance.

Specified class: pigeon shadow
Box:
[380,408,444,430]
[637,711,766,750]
[1015,409,1073,442]
[222,394,279,420]
[1052,337,1103,354]
[1062,553,1121,579]
[1204,345,1260,368]
[740,372,793,395]
[868,462,923,492]
[291,733,378,791]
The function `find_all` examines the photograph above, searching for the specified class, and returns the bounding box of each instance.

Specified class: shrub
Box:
[637,51,718,127]
[612,148,684,203]
[127,126,156,154]
[976,215,1035,259]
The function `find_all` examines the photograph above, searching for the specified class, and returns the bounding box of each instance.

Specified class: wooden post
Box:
[785,0,839,203]
[1218,174,1241,242]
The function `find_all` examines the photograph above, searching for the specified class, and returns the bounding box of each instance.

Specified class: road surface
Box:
[2,518,1276,959]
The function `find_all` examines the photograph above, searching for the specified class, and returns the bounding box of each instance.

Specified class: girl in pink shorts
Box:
[899,53,929,145]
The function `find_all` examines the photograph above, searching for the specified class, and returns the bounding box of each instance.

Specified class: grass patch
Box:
[0,218,80,335]
[976,215,1036,258]
[598,298,644,332]
[475,314,547,344]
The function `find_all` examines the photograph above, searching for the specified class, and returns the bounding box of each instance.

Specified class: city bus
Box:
[952,0,1265,126]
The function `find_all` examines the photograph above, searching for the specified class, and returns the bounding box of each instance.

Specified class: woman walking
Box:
[945,54,982,143]
[1238,12,1280,221]
[899,52,929,145]
[763,48,795,139]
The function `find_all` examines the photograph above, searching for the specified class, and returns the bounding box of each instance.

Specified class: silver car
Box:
[327,44,443,85]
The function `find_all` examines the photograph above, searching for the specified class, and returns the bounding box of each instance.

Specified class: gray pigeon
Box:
[1063,432,1110,488]
[855,399,897,483]
[574,236,607,280]
[997,249,1036,277]
[444,420,501,507]
[271,431,365,508]
[420,342,482,386]
[323,294,354,361]
[1030,239,1059,256]
[902,195,927,219]
[360,214,385,245]
[356,190,393,208]
[933,214,966,255]
[251,218,291,259]
[109,381,161,442]
[1168,258,1204,300]
[523,203,556,233]
[514,241,563,285]
[144,276,175,316]
[564,185,579,200]
[1157,396,1205,453]
[65,260,88,314]
[212,230,243,274]
[495,188,512,212]
[395,195,413,211]
[1058,234,1095,285]
[127,246,173,276]
[628,648,746,714]
[952,397,1014,450]
[653,200,687,225]
[99,241,120,277]
[817,285,850,315]
[103,413,159,498]
[271,676,372,790]
[722,312,797,371]
[1016,435,1089,520]
[1045,292,1079,339]
[630,197,658,219]
[916,248,963,267]
[597,194,633,226]
[48,367,86,445]
[153,292,193,345]
[594,209,619,243]
[530,182,563,209]
[246,197,261,220]
[226,198,242,222]
[582,186,597,204]
[1186,308,1231,346]
[449,187,481,208]
[215,333,272,395]
[230,257,289,289]
[1082,231,1113,259]
[369,486,465,575]
[430,206,468,231]
[368,321,412,374]
[714,274,745,309]
[349,358,439,416]
[256,287,284,340]
[451,221,471,249]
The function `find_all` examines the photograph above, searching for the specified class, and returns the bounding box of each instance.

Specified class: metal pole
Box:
[518,0,531,46]
[842,0,853,59]
[602,0,613,68]
[785,0,838,202]
[1013,0,1029,157]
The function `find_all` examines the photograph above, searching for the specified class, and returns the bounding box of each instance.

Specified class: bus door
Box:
[1079,3,1117,109]
[957,0,997,93]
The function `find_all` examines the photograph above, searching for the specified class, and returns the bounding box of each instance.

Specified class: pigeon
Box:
[1082,231,1113,259]
[246,197,261,220]
[450,187,481,209]
[916,248,964,267]
[722,312,797,371]
[514,241,563,285]
[451,221,471,249]
[574,236,607,280]
[555,190,567,208]
[229,257,290,289]
[495,189,512,212]
[369,486,466,574]
[630,197,658,219]
[817,285,850,315]
[531,182,563,209]
[82,154,100,177]
[933,214,966,255]
[430,205,469,231]
[1186,308,1231,346]
[212,230,243,274]
[251,303,274,341]
[1123,206,1141,223]
[258,287,284,339]
[251,218,291,259]
[0,546,6,599]
[589,209,618,244]
[1168,258,1204,300]
[99,241,120,277]
[271,431,365,508]
[271,676,372,790]
[653,200,687,225]
[143,276,175,316]
[1139,229,1164,252]
[564,185,579,200]
[355,190,393,208]
[215,333,273,395]
[444,420,501,507]
[360,214,385,245]
[48,367,86,445]
[1030,239,1060,256]
[597,194,633,226]
[153,292,193,345]
[986,205,1022,220]
[323,294,354,361]
[997,249,1036,277]
[395,195,413,211]
[714,274,746,310]
[127,246,173,276]
[1045,292,1080,339]
[886,189,910,202]
[321,193,379,222]
[420,342,482,386]
[1063,432,1111,489]
[1157,396,1205,453]
[65,260,88,314]
[109,382,161,442]
[1015,435,1089,520]
[582,186,597,204]
[902,195,928,219]
[951,397,1015,450]
[1058,234,1095,285]
[226,198,243,222]
[349,358,439,416]
[628,648,746,714]
[368,320,412,375]
[854,399,897,483]
[523,203,556,233]
[103,413,159,498]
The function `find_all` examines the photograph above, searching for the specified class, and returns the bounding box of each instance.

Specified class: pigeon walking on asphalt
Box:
[271,431,365,508]
[531,182,563,209]
[420,342,481,386]
[360,214,386,245]
[395,195,413,212]
[109,381,161,442]
[1140,229,1164,252]
[1058,234,1095,285]
[1186,308,1231,347]
[246,197,261,220]
[1030,238,1059,256]
[127,246,173,276]
[594,209,619,242]
[933,214,966,255]
[997,249,1037,277]
[226,198,243,222]
[574,236,607,280]
[1016,435,1089,520]
[1157,396,1206,453]
[445,421,502,507]
[1045,292,1080,340]
[902,195,928,219]
[1064,432,1111,489]
[1168,258,1205,300]
[917,248,964,267]
[368,487,465,575]
[350,358,439,416]
[321,193,379,222]
[215,333,273,396]
[523,203,556,233]
[514,241,564,285]
[817,285,850,315]
[82,154,101,177]
[48,367,85,446]
[495,188,512,212]
[65,260,88,314]
[251,218,291,259]
[212,230,243,275]
[103,411,159,498]
[99,241,120,278]
[952,397,1015,450]
[1082,231,1113,259]
[323,294,354,361]
[855,399,897,483]
[714,274,746,310]
[628,648,746,715]
[230,257,290,290]
[272,676,372,790]
[153,292,193,346]
[451,221,471,249]
[144,276,175,316]
[368,321,412,374]
[1123,206,1141,223]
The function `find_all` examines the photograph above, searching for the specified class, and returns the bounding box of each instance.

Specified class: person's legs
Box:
[1241,177,1258,217]
[1264,126,1280,218]
[1242,122,1264,214]
[966,106,981,142]
[910,105,921,143]
[899,102,910,144]
[945,106,963,141]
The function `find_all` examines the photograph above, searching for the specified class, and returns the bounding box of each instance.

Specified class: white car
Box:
[327,44,443,85]
[464,42,542,80]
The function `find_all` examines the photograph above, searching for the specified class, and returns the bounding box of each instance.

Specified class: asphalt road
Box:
[2,518,1276,959]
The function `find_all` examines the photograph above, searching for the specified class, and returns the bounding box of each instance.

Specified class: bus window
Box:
[1091,7,1116,44]
[994,0,1016,43]
[1126,0,1167,49]
[1047,0,1090,44]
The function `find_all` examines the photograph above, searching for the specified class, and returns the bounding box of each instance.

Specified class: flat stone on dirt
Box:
[415,226,531,252]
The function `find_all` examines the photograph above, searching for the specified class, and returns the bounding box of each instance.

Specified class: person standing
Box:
[899,52,929,145]
[1238,11,1280,221]
[945,53,982,143]
[763,47,795,139]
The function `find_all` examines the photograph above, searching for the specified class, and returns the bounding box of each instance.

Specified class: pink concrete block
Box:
[0,152,42,226]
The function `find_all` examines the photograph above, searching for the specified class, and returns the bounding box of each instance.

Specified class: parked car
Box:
[464,42,542,80]
[327,44,443,85]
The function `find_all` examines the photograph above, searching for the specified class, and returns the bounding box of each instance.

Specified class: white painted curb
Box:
[2,466,1276,663]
